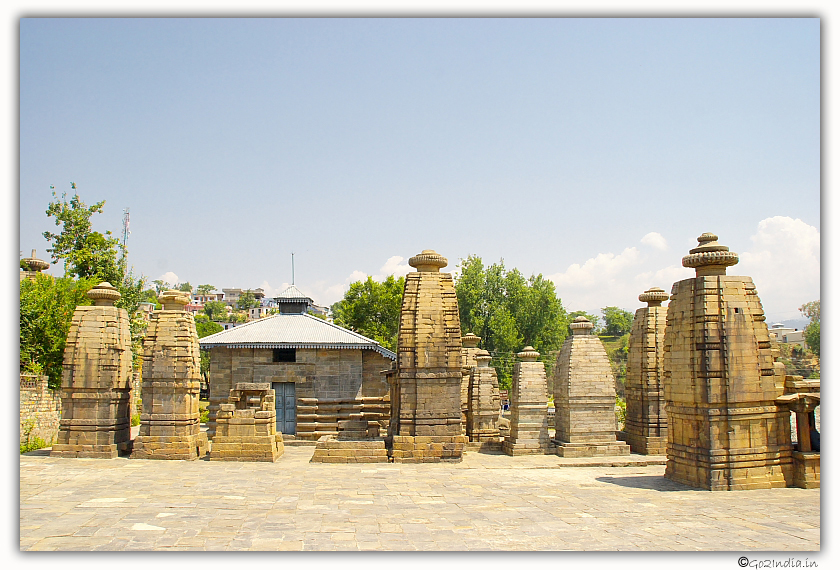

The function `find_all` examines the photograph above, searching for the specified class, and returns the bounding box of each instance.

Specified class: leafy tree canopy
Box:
[20,274,96,388]
[800,300,820,357]
[43,190,121,283]
[331,275,405,352]
[38,186,146,365]
[194,314,224,339]
[455,255,569,389]
[601,306,634,337]
[196,284,215,295]
[203,300,228,321]
[176,282,192,293]
[152,280,169,295]
[237,289,260,310]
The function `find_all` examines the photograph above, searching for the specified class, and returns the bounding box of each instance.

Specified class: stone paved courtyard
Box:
[20,446,819,551]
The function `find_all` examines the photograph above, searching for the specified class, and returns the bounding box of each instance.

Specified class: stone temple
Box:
[502,346,551,456]
[623,287,669,455]
[553,316,630,457]
[465,350,501,443]
[664,232,792,490]
[459,333,482,434]
[388,249,466,462]
[132,290,208,460]
[51,282,133,458]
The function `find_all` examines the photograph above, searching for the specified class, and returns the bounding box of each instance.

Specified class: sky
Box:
[17,16,820,324]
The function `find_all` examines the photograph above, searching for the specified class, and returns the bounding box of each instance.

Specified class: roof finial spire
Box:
[291,252,295,285]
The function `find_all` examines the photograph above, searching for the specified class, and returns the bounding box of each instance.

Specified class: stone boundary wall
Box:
[20,374,61,446]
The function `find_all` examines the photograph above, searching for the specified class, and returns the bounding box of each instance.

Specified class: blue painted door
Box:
[272,382,296,435]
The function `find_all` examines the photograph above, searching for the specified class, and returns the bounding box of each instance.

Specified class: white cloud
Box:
[641,232,668,251]
[308,255,414,307]
[738,216,820,319]
[258,281,290,299]
[157,271,179,285]
[376,256,412,279]
[549,247,641,289]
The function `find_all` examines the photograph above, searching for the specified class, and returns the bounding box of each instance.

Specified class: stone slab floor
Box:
[20,447,819,551]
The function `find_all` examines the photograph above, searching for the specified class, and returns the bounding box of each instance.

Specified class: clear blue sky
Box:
[18,17,820,321]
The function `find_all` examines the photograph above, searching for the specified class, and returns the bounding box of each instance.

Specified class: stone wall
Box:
[20,374,61,447]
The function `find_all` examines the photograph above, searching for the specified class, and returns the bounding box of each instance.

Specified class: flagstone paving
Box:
[20,447,819,551]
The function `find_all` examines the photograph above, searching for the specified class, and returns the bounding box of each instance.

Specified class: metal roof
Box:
[198,313,396,359]
[274,284,313,303]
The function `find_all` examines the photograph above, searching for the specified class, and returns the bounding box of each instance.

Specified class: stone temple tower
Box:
[552,316,630,457]
[664,232,792,490]
[133,290,209,460]
[51,282,133,458]
[389,249,466,462]
[624,287,669,455]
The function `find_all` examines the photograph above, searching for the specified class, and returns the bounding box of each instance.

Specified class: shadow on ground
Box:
[21,449,52,457]
[595,475,696,492]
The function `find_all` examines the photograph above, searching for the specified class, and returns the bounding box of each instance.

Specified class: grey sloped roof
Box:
[198,313,396,359]
[274,284,313,303]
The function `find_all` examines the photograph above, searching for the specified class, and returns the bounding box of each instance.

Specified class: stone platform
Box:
[21,446,817,551]
[310,435,389,463]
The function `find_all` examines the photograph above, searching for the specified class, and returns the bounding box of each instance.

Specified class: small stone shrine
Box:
[502,346,551,455]
[623,287,669,455]
[776,375,820,489]
[209,383,284,462]
[664,232,792,490]
[132,290,208,460]
[388,249,466,462]
[460,333,482,434]
[552,316,630,457]
[465,350,501,442]
[51,282,133,458]
[20,249,49,281]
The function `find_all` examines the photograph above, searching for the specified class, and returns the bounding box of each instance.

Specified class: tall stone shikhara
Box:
[553,316,630,457]
[132,290,208,460]
[459,333,482,434]
[465,350,501,442]
[624,287,669,455]
[664,233,792,490]
[502,346,551,456]
[51,282,133,458]
[389,249,466,462]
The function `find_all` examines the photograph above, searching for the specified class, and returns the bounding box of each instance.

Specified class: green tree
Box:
[20,274,96,388]
[455,255,569,389]
[39,187,147,365]
[332,275,405,352]
[42,189,122,283]
[153,279,169,295]
[601,306,634,337]
[203,300,228,321]
[799,300,820,357]
[237,289,259,310]
[177,282,192,293]
[194,314,223,338]
[140,288,158,304]
[196,284,215,295]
